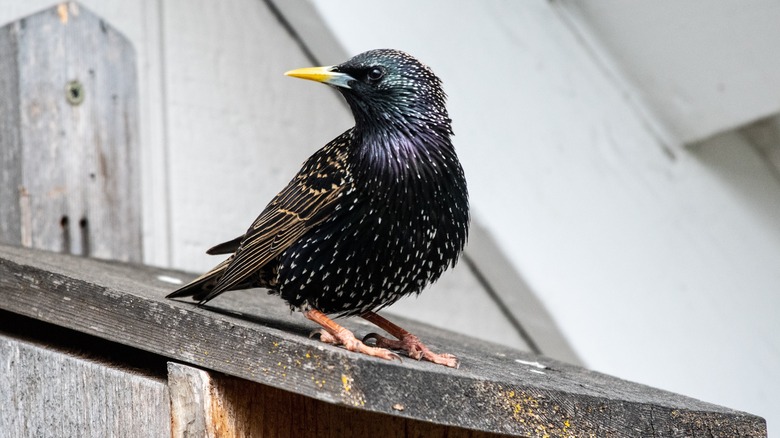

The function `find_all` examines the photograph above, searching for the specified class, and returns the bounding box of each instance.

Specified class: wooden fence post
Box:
[0,2,141,262]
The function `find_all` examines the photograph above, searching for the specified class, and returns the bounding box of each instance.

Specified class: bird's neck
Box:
[352,120,453,171]
[345,121,462,212]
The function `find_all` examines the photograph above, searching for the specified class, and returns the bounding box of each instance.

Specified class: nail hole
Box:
[61,215,71,254]
[79,217,90,257]
[66,80,84,106]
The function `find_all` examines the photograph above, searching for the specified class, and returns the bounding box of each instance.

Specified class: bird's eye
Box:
[366,67,385,82]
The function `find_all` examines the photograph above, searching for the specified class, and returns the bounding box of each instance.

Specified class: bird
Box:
[167,49,469,368]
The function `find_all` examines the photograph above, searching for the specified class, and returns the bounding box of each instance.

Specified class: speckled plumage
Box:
[168,50,469,362]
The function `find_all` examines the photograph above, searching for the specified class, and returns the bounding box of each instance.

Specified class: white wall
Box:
[309,0,780,431]
[565,0,780,144]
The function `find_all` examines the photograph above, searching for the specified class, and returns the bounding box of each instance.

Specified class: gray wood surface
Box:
[0,244,766,437]
[0,16,24,247]
[0,332,170,438]
[0,3,141,262]
[168,362,212,437]
[168,361,507,437]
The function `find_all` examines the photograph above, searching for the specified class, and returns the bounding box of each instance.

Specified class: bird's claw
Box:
[362,332,386,345]
[363,332,459,368]
[310,328,338,344]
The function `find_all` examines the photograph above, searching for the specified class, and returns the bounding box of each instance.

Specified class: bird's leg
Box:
[361,311,459,368]
[304,309,400,362]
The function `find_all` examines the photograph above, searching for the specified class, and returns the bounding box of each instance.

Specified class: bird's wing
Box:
[165,256,232,300]
[203,150,348,300]
[206,236,243,255]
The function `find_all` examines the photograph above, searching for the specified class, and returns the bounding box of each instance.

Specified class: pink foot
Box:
[305,309,400,362]
[363,332,459,368]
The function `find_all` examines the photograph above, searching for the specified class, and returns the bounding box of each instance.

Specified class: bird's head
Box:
[286,49,451,137]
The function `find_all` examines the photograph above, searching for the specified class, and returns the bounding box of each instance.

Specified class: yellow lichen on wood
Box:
[490,385,584,438]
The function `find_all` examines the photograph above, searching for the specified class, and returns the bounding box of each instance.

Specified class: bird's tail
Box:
[166,257,232,303]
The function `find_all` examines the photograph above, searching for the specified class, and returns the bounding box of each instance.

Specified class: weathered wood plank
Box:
[0,19,24,246]
[168,362,507,438]
[0,2,141,261]
[0,244,766,437]
[0,0,173,266]
[168,362,212,437]
[0,331,170,438]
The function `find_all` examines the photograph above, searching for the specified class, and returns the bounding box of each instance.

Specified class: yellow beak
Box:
[284,66,353,89]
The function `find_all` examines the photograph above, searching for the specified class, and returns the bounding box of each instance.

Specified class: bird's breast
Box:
[276,161,467,315]
[274,130,468,315]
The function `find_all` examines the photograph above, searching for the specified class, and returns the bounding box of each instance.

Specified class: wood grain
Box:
[0,332,170,438]
[0,244,767,437]
[168,362,514,438]
[0,2,141,262]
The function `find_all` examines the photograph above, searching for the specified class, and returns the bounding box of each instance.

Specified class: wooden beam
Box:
[168,362,506,438]
[0,244,767,437]
[0,331,170,437]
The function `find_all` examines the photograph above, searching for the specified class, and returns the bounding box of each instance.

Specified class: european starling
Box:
[167,49,469,367]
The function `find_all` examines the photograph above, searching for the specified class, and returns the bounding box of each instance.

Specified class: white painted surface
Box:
[159,0,350,270]
[309,0,780,431]
[564,0,780,144]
